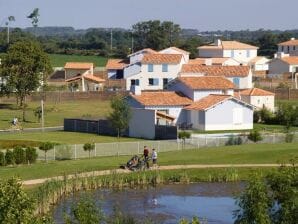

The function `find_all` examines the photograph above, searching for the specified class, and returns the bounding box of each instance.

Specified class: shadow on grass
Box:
[0,103,18,110]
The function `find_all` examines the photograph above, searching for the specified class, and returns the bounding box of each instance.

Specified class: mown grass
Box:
[0,131,140,145]
[0,100,111,129]
[48,54,108,67]
[0,142,296,181]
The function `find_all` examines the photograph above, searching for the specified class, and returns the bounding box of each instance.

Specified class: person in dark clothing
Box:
[143,146,150,168]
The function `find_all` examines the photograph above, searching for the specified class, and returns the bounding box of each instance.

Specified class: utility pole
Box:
[6,22,9,44]
[110,28,113,51]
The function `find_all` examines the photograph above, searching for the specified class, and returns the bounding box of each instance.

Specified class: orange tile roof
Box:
[198,41,258,50]
[278,39,298,46]
[240,88,274,96]
[131,91,192,106]
[178,76,235,90]
[189,58,231,65]
[181,64,250,77]
[142,54,182,64]
[165,46,190,55]
[65,74,105,83]
[128,48,158,57]
[184,94,232,110]
[280,56,298,65]
[106,59,129,70]
[64,62,94,69]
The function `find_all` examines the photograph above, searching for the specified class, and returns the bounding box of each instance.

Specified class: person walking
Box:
[151,148,158,168]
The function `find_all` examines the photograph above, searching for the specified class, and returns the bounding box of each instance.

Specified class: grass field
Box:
[48,54,108,67]
[0,100,111,129]
[0,131,140,145]
[0,142,296,181]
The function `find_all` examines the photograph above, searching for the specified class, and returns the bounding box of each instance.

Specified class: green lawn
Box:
[0,100,111,129]
[0,142,296,181]
[0,131,140,145]
[49,54,108,67]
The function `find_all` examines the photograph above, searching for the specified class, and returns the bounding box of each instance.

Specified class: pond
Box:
[52,182,245,224]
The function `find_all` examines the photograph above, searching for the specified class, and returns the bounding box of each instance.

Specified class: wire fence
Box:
[35,132,298,161]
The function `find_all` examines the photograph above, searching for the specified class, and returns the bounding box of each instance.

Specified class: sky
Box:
[0,0,298,31]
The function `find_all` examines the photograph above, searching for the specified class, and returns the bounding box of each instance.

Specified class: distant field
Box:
[48,54,108,67]
[0,100,111,129]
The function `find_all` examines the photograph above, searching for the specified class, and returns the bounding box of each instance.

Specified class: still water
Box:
[52,182,244,224]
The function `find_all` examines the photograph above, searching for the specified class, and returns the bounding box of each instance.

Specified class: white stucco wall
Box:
[226,71,252,89]
[129,109,156,139]
[250,95,275,111]
[126,63,182,90]
[129,52,146,64]
[223,49,257,63]
[124,63,141,78]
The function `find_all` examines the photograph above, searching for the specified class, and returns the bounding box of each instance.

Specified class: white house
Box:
[168,76,235,101]
[105,59,129,79]
[126,53,184,90]
[198,39,258,64]
[239,88,275,111]
[277,38,298,56]
[180,64,252,89]
[248,56,270,75]
[269,54,298,74]
[184,94,254,131]
[128,48,157,64]
[189,57,240,66]
[159,46,190,64]
[64,62,94,80]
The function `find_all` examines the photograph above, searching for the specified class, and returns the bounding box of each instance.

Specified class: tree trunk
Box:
[45,151,47,163]
[117,128,120,139]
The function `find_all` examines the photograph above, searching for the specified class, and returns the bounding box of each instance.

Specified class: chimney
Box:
[205,58,213,66]
[215,39,222,46]
[130,85,141,95]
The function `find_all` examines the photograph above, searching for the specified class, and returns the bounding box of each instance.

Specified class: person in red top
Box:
[143,146,149,168]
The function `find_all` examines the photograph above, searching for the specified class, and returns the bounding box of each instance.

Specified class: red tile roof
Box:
[240,88,274,96]
[178,76,235,90]
[64,62,94,69]
[128,48,158,56]
[65,74,105,83]
[189,58,234,65]
[131,91,192,106]
[280,56,298,65]
[278,39,298,46]
[181,64,250,77]
[184,94,232,110]
[161,46,190,55]
[198,41,258,50]
[106,59,129,70]
[142,54,182,64]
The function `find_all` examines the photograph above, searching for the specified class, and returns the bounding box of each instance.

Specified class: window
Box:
[130,79,139,86]
[231,50,235,57]
[148,64,153,72]
[162,64,168,72]
[281,46,284,52]
[287,46,290,52]
[294,46,296,51]
[149,78,159,86]
[246,50,250,58]
[233,108,243,124]
[233,77,240,87]
[163,78,168,87]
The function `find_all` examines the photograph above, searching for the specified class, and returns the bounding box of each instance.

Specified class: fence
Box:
[35,132,298,161]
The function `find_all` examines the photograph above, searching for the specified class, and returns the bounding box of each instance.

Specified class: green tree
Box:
[39,142,54,162]
[0,178,36,224]
[25,147,38,164]
[108,95,131,138]
[234,174,272,224]
[27,8,40,28]
[248,130,263,142]
[83,142,95,158]
[257,32,278,57]
[13,146,25,165]
[5,149,15,165]
[276,103,298,131]
[0,40,52,121]
[0,151,5,166]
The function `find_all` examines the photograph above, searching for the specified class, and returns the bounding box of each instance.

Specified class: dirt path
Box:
[22,163,290,186]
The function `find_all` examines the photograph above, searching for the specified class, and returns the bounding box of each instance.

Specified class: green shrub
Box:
[13,146,26,164]
[5,149,15,165]
[248,130,263,142]
[226,136,243,146]
[0,140,41,149]
[0,151,5,166]
[55,145,72,160]
[285,133,294,143]
[25,147,38,164]
[178,131,191,139]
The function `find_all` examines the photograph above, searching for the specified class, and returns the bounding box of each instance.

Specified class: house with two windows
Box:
[277,38,298,56]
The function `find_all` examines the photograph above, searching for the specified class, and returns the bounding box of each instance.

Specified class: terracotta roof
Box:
[106,59,129,70]
[178,76,235,90]
[128,48,158,56]
[240,88,274,96]
[142,54,182,64]
[198,41,258,50]
[131,91,192,106]
[278,39,298,46]
[280,56,298,65]
[65,74,105,83]
[181,64,250,77]
[189,58,232,65]
[64,62,94,69]
[160,46,190,55]
[184,94,232,110]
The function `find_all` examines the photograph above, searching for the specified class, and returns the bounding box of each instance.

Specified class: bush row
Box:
[0,147,38,166]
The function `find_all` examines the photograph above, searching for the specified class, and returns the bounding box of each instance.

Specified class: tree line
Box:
[1,20,298,59]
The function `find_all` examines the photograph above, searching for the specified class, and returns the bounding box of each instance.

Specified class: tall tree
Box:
[132,20,181,50]
[108,95,131,138]
[0,40,52,121]
[27,8,40,28]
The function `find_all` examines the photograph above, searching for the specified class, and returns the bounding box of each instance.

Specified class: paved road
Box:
[22,163,292,186]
